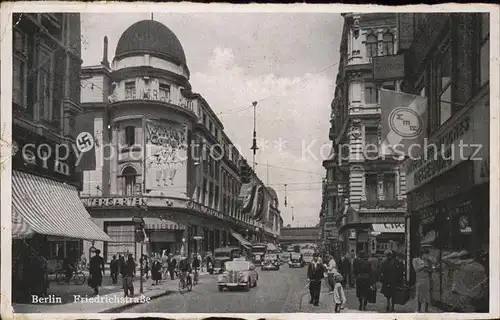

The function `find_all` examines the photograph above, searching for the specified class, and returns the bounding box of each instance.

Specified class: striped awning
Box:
[12,170,112,241]
[143,217,185,230]
[231,231,252,249]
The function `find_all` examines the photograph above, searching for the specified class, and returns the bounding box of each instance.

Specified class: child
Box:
[331,273,346,313]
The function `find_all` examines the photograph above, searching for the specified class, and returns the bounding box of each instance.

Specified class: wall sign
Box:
[12,124,79,186]
[82,197,147,207]
[187,201,226,220]
[372,54,405,81]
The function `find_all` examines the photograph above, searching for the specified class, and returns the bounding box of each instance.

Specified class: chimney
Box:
[101,36,109,67]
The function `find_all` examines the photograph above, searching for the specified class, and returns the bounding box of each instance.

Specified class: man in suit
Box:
[307,252,326,306]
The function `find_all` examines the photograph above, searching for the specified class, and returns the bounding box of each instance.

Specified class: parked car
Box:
[280,252,290,264]
[261,253,280,271]
[217,260,258,292]
[288,253,304,268]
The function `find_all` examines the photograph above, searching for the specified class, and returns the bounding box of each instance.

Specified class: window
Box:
[122,167,137,196]
[366,33,378,59]
[479,13,490,87]
[125,81,136,99]
[365,83,378,104]
[365,174,378,201]
[383,173,396,200]
[13,29,28,109]
[37,44,54,122]
[203,114,207,126]
[202,178,207,205]
[215,128,219,140]
[214,186,220,210]
[159,83,170,102]
[209,121,213,134]
[436,43,453,126]
[209,182,214,207]
[365,127,379,147]
[382,32,394,55]
[124,126,135,146]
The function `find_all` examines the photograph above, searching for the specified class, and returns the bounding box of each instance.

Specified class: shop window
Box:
[159,83,170,102]
[365,174,378,201]
[125,81,136,99]
[383,173,396,200]
[122,166,137,196]
[125,126,135,146]
[49,241,65,258]
[37,43,54,123]
[366,33,378,59]
[382,32,394,55]
[479,13,490,88]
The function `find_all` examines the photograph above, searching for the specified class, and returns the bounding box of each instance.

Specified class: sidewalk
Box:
[12,272,209,313]
[300,281,442,313]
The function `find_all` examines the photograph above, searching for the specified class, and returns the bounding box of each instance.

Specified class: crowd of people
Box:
[307,250,406,312]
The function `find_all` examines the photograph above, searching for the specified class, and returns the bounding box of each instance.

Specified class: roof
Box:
[115,20,187,66]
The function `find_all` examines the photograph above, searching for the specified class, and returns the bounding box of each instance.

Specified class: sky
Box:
[81,12,343,227]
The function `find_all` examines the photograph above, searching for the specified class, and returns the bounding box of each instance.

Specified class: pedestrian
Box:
[123,254,136,297]
[412,247,433,313]
[331,273,346,313]
[168,254,177,280]
[88,249,105,296]
[118,254,126,277]
[339,254,350,288]
[151,255,162,286]
[368,252,381,285]
[110,255,119,285]
[80,252,87,270]
[140,254,150,279]
[349,250,356,287]
[327,255,338,292]
[353,251,372,311]
[161,252,169,280]
[380,250,404,312]
[307,252,326,306]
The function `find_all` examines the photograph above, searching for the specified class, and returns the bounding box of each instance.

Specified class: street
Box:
[125,265,440,313]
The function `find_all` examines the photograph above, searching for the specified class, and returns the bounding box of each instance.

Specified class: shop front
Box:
[405,94,489,312]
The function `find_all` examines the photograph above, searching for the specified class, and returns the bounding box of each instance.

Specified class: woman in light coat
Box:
[412,247,434,312]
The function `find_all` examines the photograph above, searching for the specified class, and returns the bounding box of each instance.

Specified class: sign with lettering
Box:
[82,197,147,207]
[12,124,79,186]
[187,201,226,220]
[373,54,405,81]
[372,223,405,233]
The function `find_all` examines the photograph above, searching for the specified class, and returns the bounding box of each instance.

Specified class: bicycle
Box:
[193,268,199,286]
[178,272,193,294]
[55,269,86,285]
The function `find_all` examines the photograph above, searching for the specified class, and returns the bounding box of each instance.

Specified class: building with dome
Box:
[78,19,281,262]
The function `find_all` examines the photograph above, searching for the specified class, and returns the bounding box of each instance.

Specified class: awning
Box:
[231,231,252,249]
[372,223,405,233]
[12,170,112,241]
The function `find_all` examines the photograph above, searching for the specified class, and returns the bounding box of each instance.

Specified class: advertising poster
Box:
[253,184,270,222]
[145,119,188,198]
[238,183,256,214]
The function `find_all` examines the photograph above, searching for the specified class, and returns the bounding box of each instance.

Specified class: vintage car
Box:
[261,253,280,271]
[280,252,290,264]
[217,260,258,292]
[288,253,304,268]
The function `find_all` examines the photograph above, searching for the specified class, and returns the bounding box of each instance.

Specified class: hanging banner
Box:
[238,183,256,214]
[144,119,188,198]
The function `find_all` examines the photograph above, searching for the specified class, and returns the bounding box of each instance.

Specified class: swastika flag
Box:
[380,89,427,158]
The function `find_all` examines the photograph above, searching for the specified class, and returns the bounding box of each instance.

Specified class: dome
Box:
[115,20,187,66]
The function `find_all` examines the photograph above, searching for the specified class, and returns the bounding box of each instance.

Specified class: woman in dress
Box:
[151,255,162,286]
[412,247,433,312]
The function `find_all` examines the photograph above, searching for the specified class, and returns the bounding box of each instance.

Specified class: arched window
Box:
[383,32,394,55]
[366,33,378,59]
[122,166,137,196]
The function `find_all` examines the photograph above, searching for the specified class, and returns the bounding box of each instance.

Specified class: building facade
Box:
[399,13,489,312]
[79,20,281,263]
[279,227,320,248]
[323,13,407,258]
[11,13,111,302]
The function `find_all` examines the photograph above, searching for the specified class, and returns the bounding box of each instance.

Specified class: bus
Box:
[251,243,267,266]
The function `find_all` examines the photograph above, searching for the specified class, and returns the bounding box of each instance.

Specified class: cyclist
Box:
[62,256,76,283]
[178,256,192,287]
[191,253,201,283]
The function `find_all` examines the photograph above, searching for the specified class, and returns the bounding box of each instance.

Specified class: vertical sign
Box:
[145,119,188,197]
